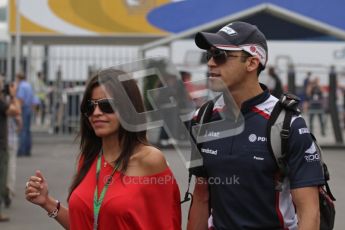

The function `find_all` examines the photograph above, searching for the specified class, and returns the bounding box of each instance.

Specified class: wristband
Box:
[47,200,60,218]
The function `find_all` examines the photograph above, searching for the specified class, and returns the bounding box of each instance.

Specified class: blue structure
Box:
[147,0,345,40]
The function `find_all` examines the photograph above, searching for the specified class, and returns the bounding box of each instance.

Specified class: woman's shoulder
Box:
[129,145,168,176]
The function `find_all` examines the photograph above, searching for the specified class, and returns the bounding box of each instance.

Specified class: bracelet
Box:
[47,200,60,218]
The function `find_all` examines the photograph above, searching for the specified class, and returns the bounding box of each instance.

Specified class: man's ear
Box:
[246,57,260,73]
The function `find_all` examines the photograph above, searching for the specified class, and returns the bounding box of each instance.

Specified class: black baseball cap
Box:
[195,21,268,67]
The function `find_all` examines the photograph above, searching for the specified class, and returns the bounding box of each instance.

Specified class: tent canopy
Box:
[148,0,345,40]
[140,1,345,51]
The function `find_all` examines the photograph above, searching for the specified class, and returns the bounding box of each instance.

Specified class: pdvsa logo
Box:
[304,143,320,162]
[248,134,266,142]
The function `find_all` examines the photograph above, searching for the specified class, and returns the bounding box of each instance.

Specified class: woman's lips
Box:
[92,120,108,127]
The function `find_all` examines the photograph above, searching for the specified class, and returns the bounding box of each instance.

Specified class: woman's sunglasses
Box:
[205,49,247,65]
[83,98,116,117]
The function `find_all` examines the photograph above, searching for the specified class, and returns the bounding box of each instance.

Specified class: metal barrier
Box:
[54,86,84,134]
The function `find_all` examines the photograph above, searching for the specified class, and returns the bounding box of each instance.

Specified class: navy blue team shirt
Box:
[191,85,324,230]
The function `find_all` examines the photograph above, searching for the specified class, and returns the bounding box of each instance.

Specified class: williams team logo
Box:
[220,26,237,36]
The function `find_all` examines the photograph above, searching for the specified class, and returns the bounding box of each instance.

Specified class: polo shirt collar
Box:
[240,83,270,114]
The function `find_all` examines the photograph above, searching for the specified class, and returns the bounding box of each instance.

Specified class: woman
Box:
[25,70,181,229]
[0,78,21,221]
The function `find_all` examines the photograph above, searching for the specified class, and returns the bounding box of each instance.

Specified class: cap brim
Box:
[195,32,232,50]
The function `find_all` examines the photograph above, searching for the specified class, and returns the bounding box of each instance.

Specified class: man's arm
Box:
[291,186,320,230]
[286,117,324,230]
[187,177,209,230]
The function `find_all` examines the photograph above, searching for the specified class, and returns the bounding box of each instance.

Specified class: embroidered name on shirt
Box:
[253,156,264,161]
[201,148,218,155]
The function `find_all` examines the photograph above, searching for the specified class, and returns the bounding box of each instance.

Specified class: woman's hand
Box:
[25,170,49,208]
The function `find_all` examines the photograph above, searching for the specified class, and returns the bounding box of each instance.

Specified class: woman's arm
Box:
[41,196,70,229]
[25,170,70,229]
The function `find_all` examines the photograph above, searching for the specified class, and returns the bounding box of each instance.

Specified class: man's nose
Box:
[207,57,217,67]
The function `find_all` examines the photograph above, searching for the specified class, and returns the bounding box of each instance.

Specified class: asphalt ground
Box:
[0,129,344,230]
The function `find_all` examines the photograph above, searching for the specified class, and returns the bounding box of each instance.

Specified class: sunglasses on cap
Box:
[83,98,116,117]
[205,49,249,65]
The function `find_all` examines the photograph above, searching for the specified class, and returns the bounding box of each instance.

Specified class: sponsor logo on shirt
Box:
[304,142,320,162]
[248,134,267,142]
[204,130,220,137]
[201,148,218,155]
[299,128,310,134]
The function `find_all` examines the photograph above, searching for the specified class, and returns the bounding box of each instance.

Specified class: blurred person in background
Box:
[35,71,49,125]
[287,64,296,94]
[154,71,195,148]
[6,96,22,208]
[180,71,192,84]
[16,73,35,157]
[0,76,21,222]
[343,89,345,129]
[180,71,203,108]
[267,66,283,98]
[307,77,325,136]
[302,71,312,113]
[336,80,345,128]
[25,72,181,229]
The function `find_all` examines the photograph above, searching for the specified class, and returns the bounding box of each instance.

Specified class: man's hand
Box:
[187,177,209,230]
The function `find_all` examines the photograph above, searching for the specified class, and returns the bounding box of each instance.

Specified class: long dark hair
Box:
[68,70,148,200]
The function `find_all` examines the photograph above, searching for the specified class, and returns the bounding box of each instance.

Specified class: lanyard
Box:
[93,151,120,230]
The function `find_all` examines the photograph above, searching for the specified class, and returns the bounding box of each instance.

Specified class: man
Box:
[16,73,34,157]
[267,66,283,98]
[34,71,48,125]
[0,78,21,221]
[187,21,324,230]
[302,71,312,113]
